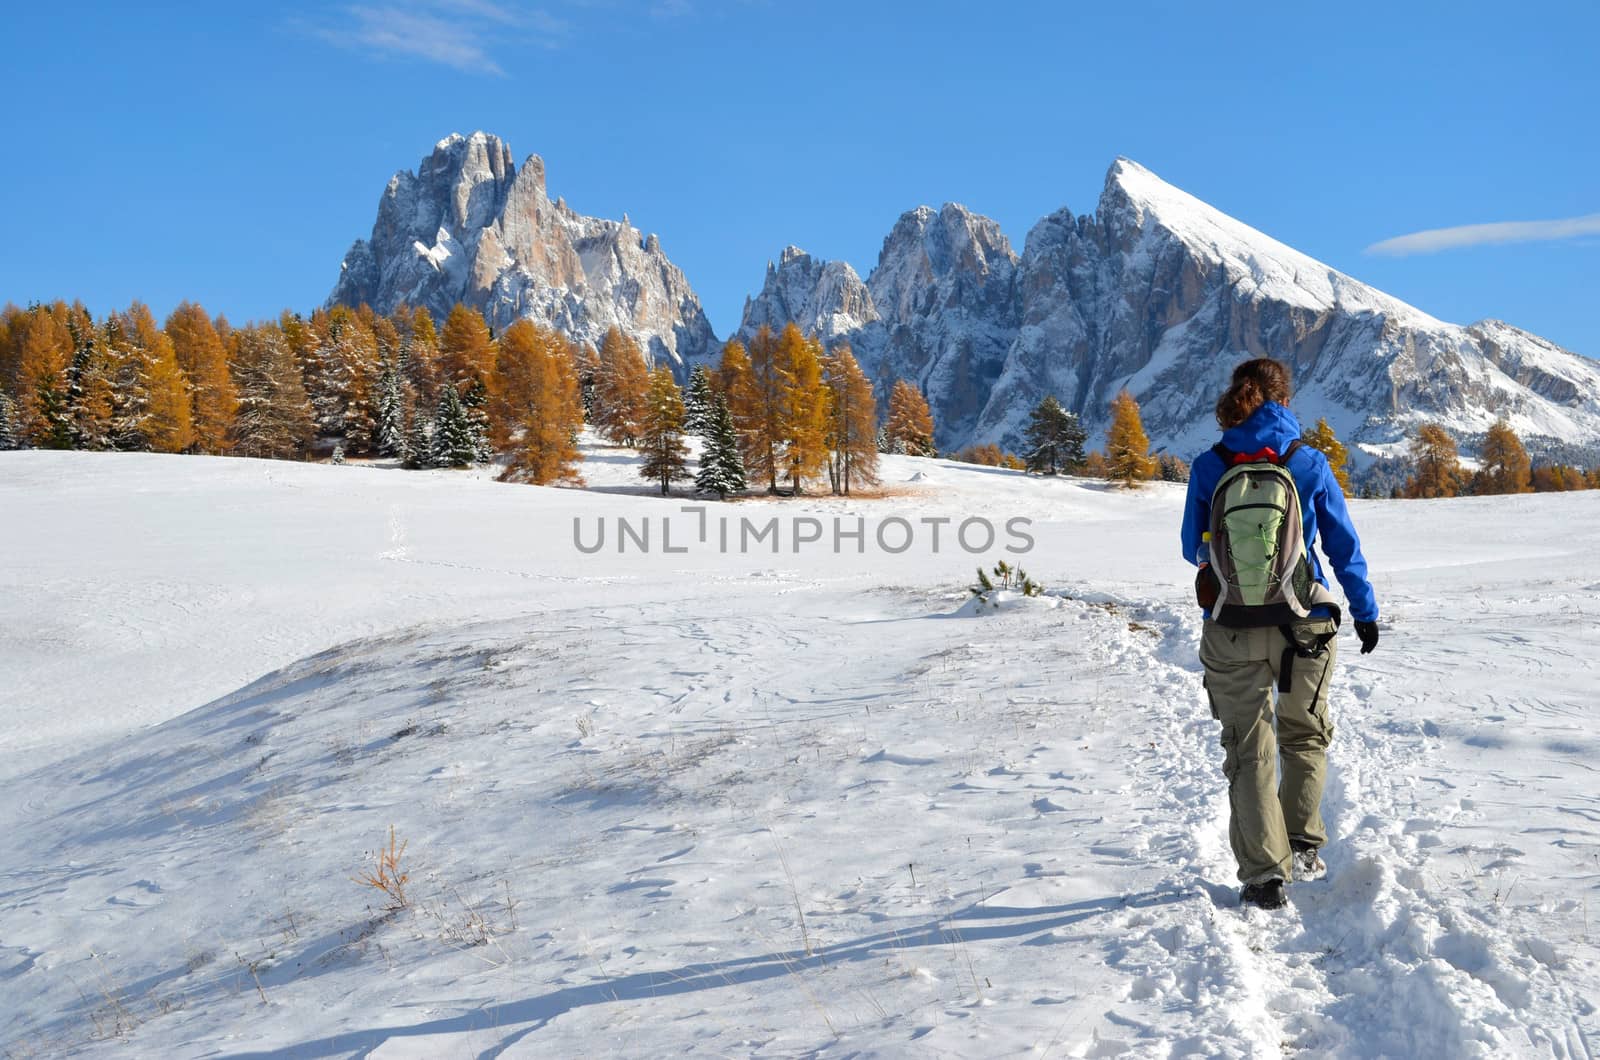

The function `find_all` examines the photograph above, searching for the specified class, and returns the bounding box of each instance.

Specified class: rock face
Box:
[330,132,717,367]
[739,158,1600,460]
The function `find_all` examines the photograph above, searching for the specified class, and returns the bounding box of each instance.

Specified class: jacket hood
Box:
[1220,402,1303,456]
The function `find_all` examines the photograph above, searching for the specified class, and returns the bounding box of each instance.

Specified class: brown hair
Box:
[1215,358,1292,429]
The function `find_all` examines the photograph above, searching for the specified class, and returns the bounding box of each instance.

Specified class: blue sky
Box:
[2,1,1596,356]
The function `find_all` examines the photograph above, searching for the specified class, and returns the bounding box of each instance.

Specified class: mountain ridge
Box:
[330,134,1600,462]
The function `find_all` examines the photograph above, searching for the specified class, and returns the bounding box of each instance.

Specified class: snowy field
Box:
[1,443,1597,1058]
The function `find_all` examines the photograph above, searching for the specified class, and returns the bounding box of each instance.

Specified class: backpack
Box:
[1201,440,1343,632]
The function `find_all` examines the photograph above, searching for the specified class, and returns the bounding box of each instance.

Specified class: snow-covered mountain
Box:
[741,159,1600,460]
[329,132,718,367]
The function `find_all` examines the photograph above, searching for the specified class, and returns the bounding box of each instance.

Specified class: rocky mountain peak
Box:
[329,132,717,368]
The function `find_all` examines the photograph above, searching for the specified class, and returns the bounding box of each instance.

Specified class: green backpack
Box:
[1202,440,1342,632]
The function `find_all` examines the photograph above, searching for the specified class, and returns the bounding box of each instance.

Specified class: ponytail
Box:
[1216,358,1291,429]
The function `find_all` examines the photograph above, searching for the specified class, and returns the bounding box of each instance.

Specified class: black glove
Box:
[1354,620,1379,655]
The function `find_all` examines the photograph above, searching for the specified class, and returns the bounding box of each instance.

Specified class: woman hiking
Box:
[1181,358,1380,910]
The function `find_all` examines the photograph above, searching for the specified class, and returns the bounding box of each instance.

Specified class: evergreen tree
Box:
[695,392,746,500]
[229,324,314,459]
[1156,453,1190,482]
[638,365,690,495]
[230,323,313,457]
[0,393,20,450]
[822,343,879,494]
[403,411,433,469]
[1301,417,1352,495]
[108,303,194,453]
[1407,423,1463,498]
[375,360,405,458]
[683,363,715,436]
[885,379,936,457]
[1023,395,1086,475]
[65,331,115,450]
[1474,419,1532,495]
[1105,389,1156,487]
[430,384,478,468]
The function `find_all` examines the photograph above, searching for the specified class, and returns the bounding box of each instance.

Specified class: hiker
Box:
[1181,358,1380,910]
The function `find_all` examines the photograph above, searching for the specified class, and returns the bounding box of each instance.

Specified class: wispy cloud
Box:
[300,1,570,75]
[1366,213,1600,256]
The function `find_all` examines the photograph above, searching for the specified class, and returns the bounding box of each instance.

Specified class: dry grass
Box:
[352,825,411,911]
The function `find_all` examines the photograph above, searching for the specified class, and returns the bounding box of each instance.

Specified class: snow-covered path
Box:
[2,450,1597,1057]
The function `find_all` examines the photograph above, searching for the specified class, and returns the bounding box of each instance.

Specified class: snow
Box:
[1108,159,1444,330]
[2,446,1598,1057]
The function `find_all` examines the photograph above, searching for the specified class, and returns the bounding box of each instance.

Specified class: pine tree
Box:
[885,379,936,457]
[779,325,829,493]
[1407,423,1463,498]
[403,411,433,469]
[165,301,239,453]
[430,384,478,468]
[1105,389,1156,488]
[822,343,879,494]
[492,319,584,484]
[683,363,715,436]
[1474,419,1532,495]
[0,393,20,450]
[375,360,405,458]
[1301,417,1352,495]
[108,303,194,453]
[305,306,380,454]
[229,324,314,459]
[1023,395,1086,475]
[66,331,115,450]
[638,365,690,495]
[695,392,746,499]
[1156,453,1190,482]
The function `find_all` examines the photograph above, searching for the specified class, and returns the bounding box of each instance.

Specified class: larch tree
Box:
[592,328,651,446]
[8,302,75,447]
[1023,395,1086,475]
[492,319,584,485]
[401,306,443,407]
[165,301,239,453]
[1408,423,1463,498]
[229,324,314,459]
[638,365,689,495]
[822,343,879,494]
[884,379,936,457]
[695,391,746,499]
[1475,419,1532,495]
[1301,417,1352,495]
[779,325,829,493]
[740,325,794,491]
[1105,389,1156,488]
[437,304,498,399]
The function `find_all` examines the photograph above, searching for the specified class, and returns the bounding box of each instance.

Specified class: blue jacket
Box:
[1181,402,1379,623]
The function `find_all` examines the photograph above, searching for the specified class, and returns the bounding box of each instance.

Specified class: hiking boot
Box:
[1240,878,1287,910]
[1291,842,1326,882]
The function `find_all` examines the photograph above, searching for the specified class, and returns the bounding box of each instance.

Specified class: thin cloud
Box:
[301,2,571,75]
[1366,213,1600,256]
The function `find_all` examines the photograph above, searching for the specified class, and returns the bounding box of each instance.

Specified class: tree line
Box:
[0,302,942,498]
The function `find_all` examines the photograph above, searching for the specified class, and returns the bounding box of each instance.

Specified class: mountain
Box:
[740,159,1600,461]
[329,132,717,367]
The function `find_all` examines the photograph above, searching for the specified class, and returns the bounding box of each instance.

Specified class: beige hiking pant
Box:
[1199,618,1338,884]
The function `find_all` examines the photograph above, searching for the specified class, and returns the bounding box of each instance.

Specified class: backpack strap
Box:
[1276,618,1340,693]
[1211,442,1234,464]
